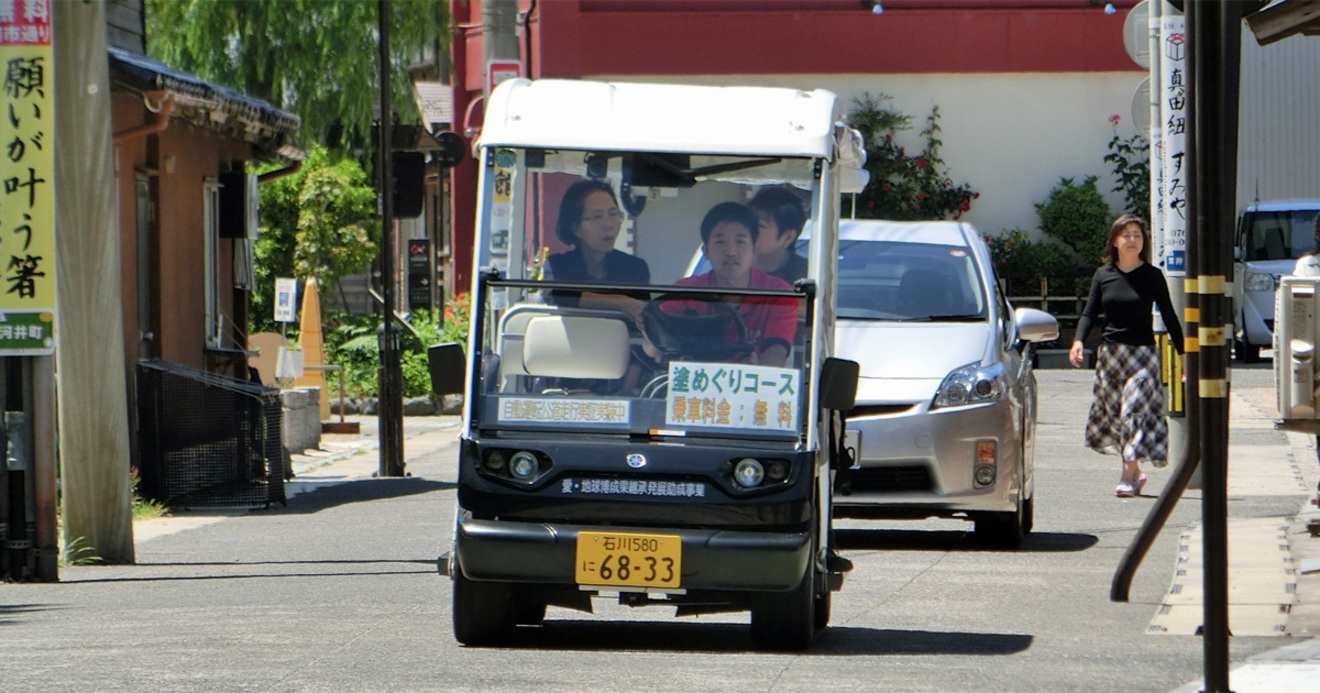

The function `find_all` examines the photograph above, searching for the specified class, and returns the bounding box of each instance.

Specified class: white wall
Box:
[597,72,1146,242]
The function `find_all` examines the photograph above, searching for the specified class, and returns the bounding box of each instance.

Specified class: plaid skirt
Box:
[1084,342,1169,466]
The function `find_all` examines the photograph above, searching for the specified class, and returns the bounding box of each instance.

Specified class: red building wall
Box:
[447,0,1140,292]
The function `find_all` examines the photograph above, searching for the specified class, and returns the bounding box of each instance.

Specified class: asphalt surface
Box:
[2,364,1318,692]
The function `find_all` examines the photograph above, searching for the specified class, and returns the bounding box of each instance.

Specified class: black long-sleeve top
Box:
[1075,262,1185,354]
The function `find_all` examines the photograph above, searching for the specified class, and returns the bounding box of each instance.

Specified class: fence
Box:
[136,359,285,508]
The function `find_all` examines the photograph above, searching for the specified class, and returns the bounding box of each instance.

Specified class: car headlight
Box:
[1245,272,1276,292]
[932,361,1005,409]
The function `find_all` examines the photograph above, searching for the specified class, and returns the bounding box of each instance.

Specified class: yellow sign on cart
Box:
[0,2,54,355]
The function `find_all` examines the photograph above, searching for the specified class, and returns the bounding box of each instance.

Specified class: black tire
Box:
[1022,493,1035,536]
[1236,337,1260,363]
[813,586,831,631]
[452,569,514,646]
[513,597,547,626]
[975,490,1026,549]
[750,569,815,651]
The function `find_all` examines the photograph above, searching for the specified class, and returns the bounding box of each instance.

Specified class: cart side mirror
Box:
[819,357,859,412]
[428,342,466,396]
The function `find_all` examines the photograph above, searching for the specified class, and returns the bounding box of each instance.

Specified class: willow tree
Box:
[145,0,447,153]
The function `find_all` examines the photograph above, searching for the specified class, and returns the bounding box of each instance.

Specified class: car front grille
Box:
[834,465,933,494]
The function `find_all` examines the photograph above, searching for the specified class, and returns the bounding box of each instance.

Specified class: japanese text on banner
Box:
[0,0,54,355]
[665,361,799,432]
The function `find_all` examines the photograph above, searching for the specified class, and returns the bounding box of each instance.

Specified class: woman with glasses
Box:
[543,178,652,393]
[1069,214,1185,498]
[545,179,651,320]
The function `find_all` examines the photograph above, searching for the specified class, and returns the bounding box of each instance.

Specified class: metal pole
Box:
[378,0,405,477]
[1188,2,1248,690]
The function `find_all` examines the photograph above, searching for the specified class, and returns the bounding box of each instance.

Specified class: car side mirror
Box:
[428,342,466,396]
[819,357,859,412]
[1014,307,1060,344]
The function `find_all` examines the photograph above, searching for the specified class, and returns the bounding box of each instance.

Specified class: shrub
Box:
[322,293,470,399]
[1035,176,1112,267]
[845,93,978,220]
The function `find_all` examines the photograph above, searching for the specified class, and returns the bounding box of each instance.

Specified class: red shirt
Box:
[672,269,797,361]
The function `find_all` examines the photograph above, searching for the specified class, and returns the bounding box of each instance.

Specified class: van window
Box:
[1241,209,1320,261]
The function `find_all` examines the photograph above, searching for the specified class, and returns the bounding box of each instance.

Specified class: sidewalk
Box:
[1169,377,1320,692]
[132,414,461,543]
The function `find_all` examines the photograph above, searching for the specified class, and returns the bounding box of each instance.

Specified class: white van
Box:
[1232,199,1320,362]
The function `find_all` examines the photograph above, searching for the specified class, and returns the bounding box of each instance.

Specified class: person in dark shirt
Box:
[544,179,651,325]
[749,186,809,285]
[543,179,652,393]
[1069,214,1185,498]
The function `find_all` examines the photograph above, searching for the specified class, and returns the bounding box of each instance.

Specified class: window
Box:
[203,179,221,348]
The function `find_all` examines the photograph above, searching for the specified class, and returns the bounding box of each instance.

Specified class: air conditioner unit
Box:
[1276,275,1320,420]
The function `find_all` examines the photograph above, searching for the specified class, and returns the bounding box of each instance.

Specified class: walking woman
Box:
[1069,214,1185,497]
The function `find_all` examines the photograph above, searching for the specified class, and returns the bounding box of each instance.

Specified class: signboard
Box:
[1158,14,1187,276]
[486,60,521,97]
[0,0,54,355]
[274,277,298,323]
[498,397,630,425]
[664,362,800,432]
[407,238,431,311]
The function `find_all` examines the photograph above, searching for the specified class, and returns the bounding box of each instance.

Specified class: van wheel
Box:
[453,570,514,646]
[750,568,815,651]
[1235,338,1260,363]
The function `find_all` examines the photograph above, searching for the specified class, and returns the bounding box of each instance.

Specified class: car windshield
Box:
[469,147,821,444]
[1241,209,1320,261]
[835,239,987,322]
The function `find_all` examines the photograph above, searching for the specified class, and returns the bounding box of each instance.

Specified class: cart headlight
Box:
[509,451,541,481]
[733,458,765,488]
[933,361,1005,409]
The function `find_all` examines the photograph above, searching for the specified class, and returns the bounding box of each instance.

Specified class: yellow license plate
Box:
[575,531,681,589]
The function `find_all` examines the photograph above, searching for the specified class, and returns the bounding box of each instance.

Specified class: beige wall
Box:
[598,71,1146,242]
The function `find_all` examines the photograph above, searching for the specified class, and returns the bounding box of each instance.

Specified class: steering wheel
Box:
[640,293,754,362]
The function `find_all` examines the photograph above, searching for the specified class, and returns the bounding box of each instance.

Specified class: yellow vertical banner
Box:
[0,0,54,354]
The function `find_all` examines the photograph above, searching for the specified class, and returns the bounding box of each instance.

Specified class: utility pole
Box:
[52,0,135,562]
[378,0,405,477]
[483,0,522,99]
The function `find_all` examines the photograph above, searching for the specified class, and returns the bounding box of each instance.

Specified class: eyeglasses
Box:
[581,209,623,224]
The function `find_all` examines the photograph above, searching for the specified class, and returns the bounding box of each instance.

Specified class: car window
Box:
[836,240,986,321]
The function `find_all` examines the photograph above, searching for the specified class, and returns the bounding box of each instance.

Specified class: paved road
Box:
[1,366,1312,691]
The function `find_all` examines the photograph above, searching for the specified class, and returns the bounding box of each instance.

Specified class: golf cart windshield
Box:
[468,147,822,443]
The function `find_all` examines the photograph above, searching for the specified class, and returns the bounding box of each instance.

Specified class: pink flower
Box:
[1109,114,1121,125]
[881,183,891,191]
[917,193,926,200]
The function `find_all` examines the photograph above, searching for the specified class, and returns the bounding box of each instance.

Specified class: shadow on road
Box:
[261,476,455,515]
[57,557,437,585]
[0,603,62,626]
[469,619,1033,656]
[836,528,1099,553]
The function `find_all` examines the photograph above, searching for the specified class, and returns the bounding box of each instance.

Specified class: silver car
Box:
[829,220,1058,547]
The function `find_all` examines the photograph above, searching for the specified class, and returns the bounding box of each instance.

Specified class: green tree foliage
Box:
[845,93,977,220]
[251,146,378,332]
[145,0,447,153]
[1035,176,1113,272]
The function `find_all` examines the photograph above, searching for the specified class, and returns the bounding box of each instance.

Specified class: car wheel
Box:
[513,596,547,626]
[452,569,514,646]
[750,567,815,651]
[975,489,1025,549]
[1022,493,1035,535]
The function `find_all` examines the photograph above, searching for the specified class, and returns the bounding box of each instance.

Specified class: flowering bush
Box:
[846,93,978,220]
[984,229,1078,297]
[1103,114,1151,222]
